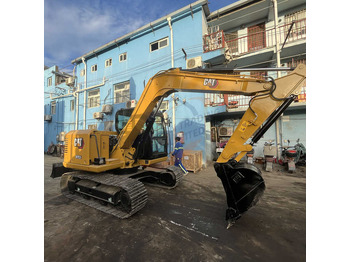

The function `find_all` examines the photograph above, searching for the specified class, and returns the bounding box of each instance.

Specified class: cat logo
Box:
[74,137,84,149]
[204,78,219,88]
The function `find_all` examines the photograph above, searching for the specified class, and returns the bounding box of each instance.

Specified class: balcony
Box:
[203,19,306,57]
[204,85,306,113]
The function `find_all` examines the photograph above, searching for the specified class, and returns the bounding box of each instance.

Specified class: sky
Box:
[44,0,239,71]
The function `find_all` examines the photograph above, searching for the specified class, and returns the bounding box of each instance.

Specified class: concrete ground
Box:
[44,155,306,262]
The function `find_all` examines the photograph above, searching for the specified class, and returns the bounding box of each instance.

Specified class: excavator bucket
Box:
[214,161,265,228]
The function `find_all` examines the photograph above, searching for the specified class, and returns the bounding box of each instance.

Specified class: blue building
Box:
[44,0,306,165]
[44,65,74,150]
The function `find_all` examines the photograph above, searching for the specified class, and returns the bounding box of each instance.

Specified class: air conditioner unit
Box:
[102,104,113,114]
[44,115,52,122]
[65,76,75,86]
[57,132,65,142]
[218,126,233,136]
[186,56,202,69]
[126,99,137,109]
[93,112,104,120]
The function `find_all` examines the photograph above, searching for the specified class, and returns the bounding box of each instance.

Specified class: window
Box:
[150,37,168,52]
[48,77,52,86]
[88,89,100,108]
[114,81,130,104]
[51,101,56,114]
[284,9,306,41]
[248,23,266,51]
[91,64,97,72]
[119,53,127,62]
[88,124,97,130]
[80,69,85,76]
[285,9,306,24]
[224,31,238,53]
[159,100,169,111]
[70,99,75,111]
[105,58,112,67]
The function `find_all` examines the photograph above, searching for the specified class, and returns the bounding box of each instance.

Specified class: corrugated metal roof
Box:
[71,0,209,64]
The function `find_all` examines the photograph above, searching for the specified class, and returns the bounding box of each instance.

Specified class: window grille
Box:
[88,89,100,108]
[114,81,130,104]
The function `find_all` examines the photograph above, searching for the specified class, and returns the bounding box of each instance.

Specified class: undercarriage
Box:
[57,166,183,218]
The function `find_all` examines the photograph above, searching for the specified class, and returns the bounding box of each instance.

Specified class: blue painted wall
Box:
[44,66,73,151]
[44,5,213,162]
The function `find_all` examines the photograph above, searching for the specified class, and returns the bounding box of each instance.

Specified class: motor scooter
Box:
[280,139,305,172]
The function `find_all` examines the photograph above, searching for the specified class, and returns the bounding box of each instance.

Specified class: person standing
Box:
[172,137,188,175]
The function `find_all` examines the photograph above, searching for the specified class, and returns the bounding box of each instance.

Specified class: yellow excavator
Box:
[51,64,306,227]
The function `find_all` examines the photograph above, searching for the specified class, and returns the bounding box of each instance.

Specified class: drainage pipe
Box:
[167,17,176,150]
[82,57,87,129]
[272,0,282,159]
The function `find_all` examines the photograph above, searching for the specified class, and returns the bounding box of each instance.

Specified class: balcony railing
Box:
[205,85,306,109]
[203,18,306,56]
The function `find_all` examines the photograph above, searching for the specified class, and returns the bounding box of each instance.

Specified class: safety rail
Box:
[203,19,306,55]
[204,86,306,108]
[203,30,225,53]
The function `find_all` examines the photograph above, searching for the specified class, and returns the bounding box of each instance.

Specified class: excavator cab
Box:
[115,108,168,160]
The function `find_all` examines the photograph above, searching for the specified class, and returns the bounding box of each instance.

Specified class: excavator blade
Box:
[50,162,73,178]
[214,161,265,226]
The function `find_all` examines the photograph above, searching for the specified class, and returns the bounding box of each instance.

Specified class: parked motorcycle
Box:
[280,139,306,172]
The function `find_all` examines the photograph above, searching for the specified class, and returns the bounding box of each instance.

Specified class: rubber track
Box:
[62,172,148,219]
[143,166,184,189]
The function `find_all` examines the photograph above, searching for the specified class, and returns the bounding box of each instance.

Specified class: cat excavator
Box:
[51,64,306,227]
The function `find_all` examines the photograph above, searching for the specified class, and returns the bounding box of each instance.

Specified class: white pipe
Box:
[167,17,176,150]
[167,17,174,68]
[272,0,281,78]
[82,57,87,129]
[73,91,79,130]
[272,0,282,160]
[72,65,79,130]
[76,77,106,93]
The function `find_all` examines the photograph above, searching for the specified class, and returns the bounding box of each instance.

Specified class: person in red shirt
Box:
[172,137,188,175]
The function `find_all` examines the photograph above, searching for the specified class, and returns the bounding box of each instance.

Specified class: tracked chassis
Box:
[58,166,183,218]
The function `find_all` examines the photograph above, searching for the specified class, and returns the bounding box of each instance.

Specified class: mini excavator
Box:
[51,64,306,227]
